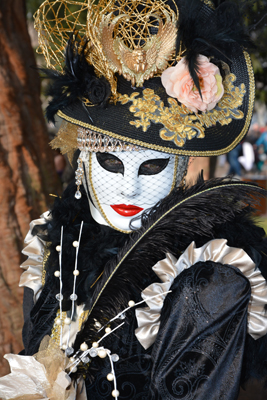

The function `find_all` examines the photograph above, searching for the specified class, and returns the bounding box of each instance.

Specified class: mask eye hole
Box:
[96,153,124,175]
[138,158,170,176]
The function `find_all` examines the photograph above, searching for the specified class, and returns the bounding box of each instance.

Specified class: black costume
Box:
[21,179,267,399]
[1,1,266,399]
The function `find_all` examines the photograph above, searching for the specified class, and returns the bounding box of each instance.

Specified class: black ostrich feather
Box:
[175,0,253,95]
[41,33,111,123]
[73,176,266,352]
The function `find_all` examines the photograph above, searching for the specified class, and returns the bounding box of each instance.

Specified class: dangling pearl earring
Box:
[75,155,84,199]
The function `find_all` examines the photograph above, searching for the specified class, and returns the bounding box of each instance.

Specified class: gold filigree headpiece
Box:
[97,7,177,87]
[34,0,179,96]
[34,0,255,157]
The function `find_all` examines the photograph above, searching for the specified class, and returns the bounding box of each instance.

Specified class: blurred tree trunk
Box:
[0,0,60,375]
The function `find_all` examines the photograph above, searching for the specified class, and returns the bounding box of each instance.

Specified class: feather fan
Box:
[73,177,266,352]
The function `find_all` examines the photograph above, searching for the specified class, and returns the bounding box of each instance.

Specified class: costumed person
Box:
[1,0,267,399]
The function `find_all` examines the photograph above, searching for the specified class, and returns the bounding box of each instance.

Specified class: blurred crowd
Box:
[222,123,267,179]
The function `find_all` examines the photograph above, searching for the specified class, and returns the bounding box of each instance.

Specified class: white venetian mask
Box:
[83,149,180,232]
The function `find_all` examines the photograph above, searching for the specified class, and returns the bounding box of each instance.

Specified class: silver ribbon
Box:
[135,239,267,349]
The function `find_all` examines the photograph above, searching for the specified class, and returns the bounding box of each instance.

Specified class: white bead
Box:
[98,349,107,358]
[64,317,72,325]
[62,344,67,350]
[65,347,74,357]
[73,270,80,276]
[55,318,62,325]
[89,348,98,357]
[71,366,77,373]
[112,389,120,397]
[128,300,135,307]
[54,270,60,277]
[75,191,82,200]
[111,354,119,362]
[80,342,88,351]
[105,327,111,333]
[56,293,63,301]
[92,342,99,348]
[107,373,114,381]
[94,321,102,329]
[56,245,61,252]
[73,241,79,248]
[69,357,75,363]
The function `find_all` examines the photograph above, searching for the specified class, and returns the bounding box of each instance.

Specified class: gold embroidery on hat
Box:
[56,51,255,157]
[118,72,246,148]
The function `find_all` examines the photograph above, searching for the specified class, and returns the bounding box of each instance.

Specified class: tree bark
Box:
[0,0,60,376]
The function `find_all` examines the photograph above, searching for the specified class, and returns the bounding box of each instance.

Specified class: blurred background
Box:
[0,1,267,398]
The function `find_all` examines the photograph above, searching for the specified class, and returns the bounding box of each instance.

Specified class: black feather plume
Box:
[73,177,266,354]
[175,0,253,96]
[40,33,111,123]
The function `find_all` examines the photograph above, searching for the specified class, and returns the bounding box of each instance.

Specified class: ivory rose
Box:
[161,55,224,113]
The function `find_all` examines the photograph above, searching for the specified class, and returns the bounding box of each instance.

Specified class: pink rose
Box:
[161,55,224,113]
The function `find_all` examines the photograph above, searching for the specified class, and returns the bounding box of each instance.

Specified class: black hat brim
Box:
[58,48,254,156]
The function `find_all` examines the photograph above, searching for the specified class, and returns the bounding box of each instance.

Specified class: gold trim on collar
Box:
[42,243,51,286]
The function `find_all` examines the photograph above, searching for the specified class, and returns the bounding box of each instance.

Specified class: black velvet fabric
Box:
[149,261,251,399]
[24,275,59,355]
[23,261,251,399]
[83,261,251,399]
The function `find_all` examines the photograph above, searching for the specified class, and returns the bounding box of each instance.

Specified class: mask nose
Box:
[120,169,139,199]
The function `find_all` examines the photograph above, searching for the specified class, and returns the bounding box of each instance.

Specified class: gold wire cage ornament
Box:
[34,1,88,69]
[34,0,179,96]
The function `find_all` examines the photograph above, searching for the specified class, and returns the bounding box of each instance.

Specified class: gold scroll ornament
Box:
[118,72,246,147]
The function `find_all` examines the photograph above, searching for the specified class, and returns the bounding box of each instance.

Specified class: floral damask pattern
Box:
[149,262,250,399]
[118,73,245,147]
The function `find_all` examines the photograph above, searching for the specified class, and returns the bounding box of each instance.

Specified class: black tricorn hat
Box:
[35,0,255,156]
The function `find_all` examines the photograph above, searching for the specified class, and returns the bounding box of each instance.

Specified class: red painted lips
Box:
[111,204,144,217]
